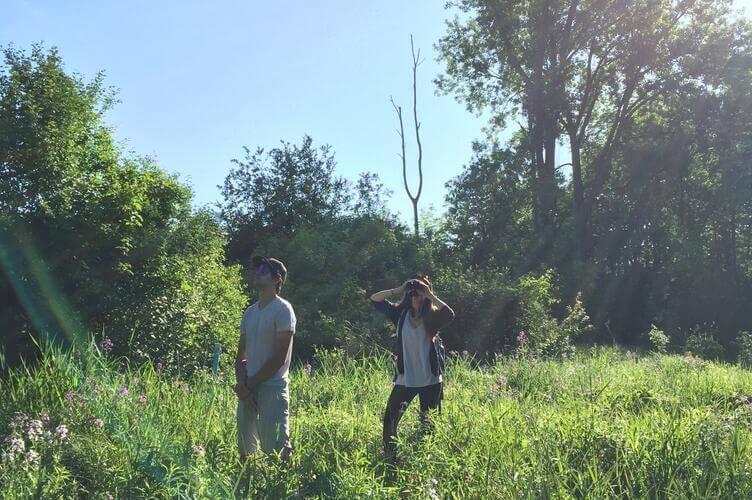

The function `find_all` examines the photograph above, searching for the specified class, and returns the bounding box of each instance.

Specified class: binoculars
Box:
[405,280,428,293]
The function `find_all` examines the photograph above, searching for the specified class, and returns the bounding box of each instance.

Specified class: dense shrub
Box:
[684,324,724,361]
[737,331,752,368]
[0,47,246,374]
[646,325,670,354]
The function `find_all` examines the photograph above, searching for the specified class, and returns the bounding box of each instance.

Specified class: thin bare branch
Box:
[390,96,415,202]
[411,35,424,202]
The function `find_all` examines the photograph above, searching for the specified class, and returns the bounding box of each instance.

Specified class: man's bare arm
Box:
[235,331,247,386]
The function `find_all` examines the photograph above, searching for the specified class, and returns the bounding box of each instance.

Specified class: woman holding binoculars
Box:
[369,273,455,462]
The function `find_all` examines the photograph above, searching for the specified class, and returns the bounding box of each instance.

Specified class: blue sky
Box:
[3,0,751,223]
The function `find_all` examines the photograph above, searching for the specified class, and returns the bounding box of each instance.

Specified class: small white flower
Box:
[7,436,25,453]
[54,425,69,441]
[26,419,43,441]
[1,451,14,463]
[23,449,40,465]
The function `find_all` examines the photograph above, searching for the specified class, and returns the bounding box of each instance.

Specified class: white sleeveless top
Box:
[395,314,441,388]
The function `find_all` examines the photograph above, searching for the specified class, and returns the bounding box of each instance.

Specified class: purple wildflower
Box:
[40,413,50,424]
[1,451,13,463]
[101,338,114,352]
[117,387,129,398]
[92,418,104,428]
[138,394,147,405]
[517,330,526,344]
[193,444,205,455]
[64,390,76,405]
[304,363,312,377]
[462,350,469,357]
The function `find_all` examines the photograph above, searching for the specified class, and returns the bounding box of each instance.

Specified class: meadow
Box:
[2,343,752,498]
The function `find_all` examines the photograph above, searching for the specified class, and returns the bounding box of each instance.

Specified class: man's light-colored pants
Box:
[236,383,292,458]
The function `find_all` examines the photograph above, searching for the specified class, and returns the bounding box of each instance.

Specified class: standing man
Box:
[234,255,297,461]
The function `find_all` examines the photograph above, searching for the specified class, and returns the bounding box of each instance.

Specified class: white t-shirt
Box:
[395,314,441,388]
[242,296,297,387]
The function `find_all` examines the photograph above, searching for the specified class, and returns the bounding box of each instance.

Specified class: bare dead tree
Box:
[391,35,424,239]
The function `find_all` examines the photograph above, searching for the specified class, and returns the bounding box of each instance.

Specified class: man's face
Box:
[252,264,278,291]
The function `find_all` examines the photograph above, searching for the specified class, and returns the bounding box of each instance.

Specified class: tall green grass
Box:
[2,342,752,498]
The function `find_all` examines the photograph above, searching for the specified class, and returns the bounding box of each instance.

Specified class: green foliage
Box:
[443,140,533,271]
[560,293,594,345]
[685,324,725,361]
[435,0,752,353]
[4,343,752,497]
[110,211,247,376]
[0,46,245,374]
[515,270,569,356]
[218,135,352,262]
[646,324,670,354]
[738,331,752,368]
[432,266,518,353]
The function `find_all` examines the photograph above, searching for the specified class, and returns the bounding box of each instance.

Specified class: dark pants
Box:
[382,383,442,459]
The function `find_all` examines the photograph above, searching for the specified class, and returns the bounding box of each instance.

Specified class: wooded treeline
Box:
[2,0,751,373]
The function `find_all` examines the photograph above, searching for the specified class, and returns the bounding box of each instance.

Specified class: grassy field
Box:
[2,344,752,498]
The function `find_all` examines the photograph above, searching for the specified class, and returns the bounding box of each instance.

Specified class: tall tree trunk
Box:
[569,130,587,261]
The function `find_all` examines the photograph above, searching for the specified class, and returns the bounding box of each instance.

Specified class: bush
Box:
[516,270,573,357]
[433,266,517,354]
[107,211,247,376]
[0,47,248,375]
[646,324,670,354]
[560,293,594,345]
[684,324,724,361]
[737,331,752,368]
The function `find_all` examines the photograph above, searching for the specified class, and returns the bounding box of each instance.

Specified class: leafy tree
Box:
[0,46,245,372]
[218,136,351,263]
[437,0,742,264]
[444,139,533,272]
